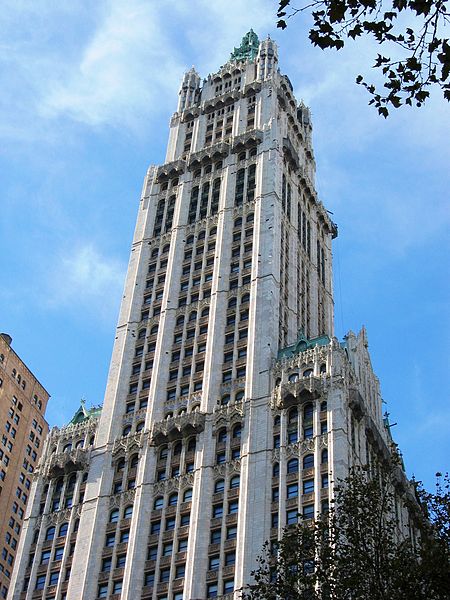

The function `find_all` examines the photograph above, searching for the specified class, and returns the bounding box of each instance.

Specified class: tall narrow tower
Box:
[10,32,410,600]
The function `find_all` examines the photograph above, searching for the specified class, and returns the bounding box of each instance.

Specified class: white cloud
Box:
[45,243,125,321]
[41,1,183,129]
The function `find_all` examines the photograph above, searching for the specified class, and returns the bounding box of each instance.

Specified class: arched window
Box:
[214,480,225,493]
[110,509,119,523]
[228,297,237,309]
[150,324,159,335]
[165,412,173,420]
[288,408,298,423]
[168,493,178,506]
[151,248,159,257]
[303,368,313,377]
[154,497,164,510]
[321,449,328,464]
[54,478,64,494]
[217,428,227,443]
[215,161,223,170]
[274,415,281,427]
[320,400,328,412]
[320,363,327,374]
[246,213,254,222]
[235,390,244,402]
[136,421,145,433]
[89,435,95,446]
[116,458,125,473]
[234,217,242,227]
[191,403,200,412]
[303,404,313,421]
[162,244,170,254]
[288,372,299,383]
[122,425,132,437]
[138,329,146,339]
[232,424,242,439]
[159,447,168,460]
[187,438,196,452]
[221,395,230,406]
[63,443,72,453]
[173,442,182,456]
[198,230,206,240]
[75,439,84,448]
[188,311,197,321]
[67,475,76,492]
[249,147,257,157]
[58,523,68,537]
[123,505,133,519]
[287,458,299,473]
[209,227,217,236]
[33,529,39,543]
[230,475,240,489]
[186,235,194,245]
[238,151,246,161]
[45,527,55,541]
[303,454,314,469]
[130,454,139,468]
[201,307,209,317]
[272,463,280,477]
[183,488,193,502]
[241,293,250,304]
[176,315,185,326]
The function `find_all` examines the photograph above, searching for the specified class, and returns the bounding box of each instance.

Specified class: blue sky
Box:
[1,0,448,490]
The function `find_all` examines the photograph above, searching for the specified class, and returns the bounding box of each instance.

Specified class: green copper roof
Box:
[68,400,102,425]
[277,331,331,360]
[230,29,259,62]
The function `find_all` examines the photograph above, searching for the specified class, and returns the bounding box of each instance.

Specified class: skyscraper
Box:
[9,31,412,600]
[0,334,49,600]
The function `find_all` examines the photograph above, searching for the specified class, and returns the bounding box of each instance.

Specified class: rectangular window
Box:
[303,479,314,494]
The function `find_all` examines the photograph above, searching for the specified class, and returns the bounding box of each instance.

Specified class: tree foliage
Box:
[277,0,450,116]
[244,467,450,599]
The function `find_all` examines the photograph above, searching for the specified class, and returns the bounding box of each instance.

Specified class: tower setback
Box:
[9,32,413,600]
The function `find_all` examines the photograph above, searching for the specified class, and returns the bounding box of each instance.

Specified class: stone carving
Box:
[152,472,195,495]
[271,376,323,409]
[188,142,230,166]
[42,448,90,479]
[151,412,206,444]
[112,432,144,457]
[156,160,186,181]
[110,488,136,508]
[231,129,264,152]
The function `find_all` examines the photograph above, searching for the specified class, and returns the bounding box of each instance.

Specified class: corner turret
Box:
[177,67,201,112]
[257,35,278,80]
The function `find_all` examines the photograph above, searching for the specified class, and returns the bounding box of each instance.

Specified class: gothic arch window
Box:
[320,363,327,374]
[122,425,132,437]
[159,447,168,460]
[201,306,209,317]
[234,217,243,227]
[123,505,133,519]
[221,394,230,406]
[162,244,170,254]
[272,463,280,477]
[287,458,299,473]
[214,479,225,493]
[303,404,314,421]
[154,496,164,510]
[217,428,227,443]
[58,523,68,537]
[232,424,242,439]
[45,527,55,541]
[130,454,139,468]
[168,493,178,506]
[116,458,125,473]
[187,438,196,452]
[288,408,298,423]
[186,235,194,245]
[230,475,240,489]
[303,454,314,469]
[136,421,145,433]
[241,293,250,304]
[288,372,299,383]
[63,443,72,453]
[110,509,119,523]
[228,297,237,309]
[303,368,313,377]
[138,329,146,339]
[173,442,182,456]
[246,212,254,222]
[150,324,159,335]
[176,315,185,326]
[209,226,217,236]
[320,400,328,412]
[235,390,244,402]
[183,488,193,502]
[151,247,159,258]
[188,311,197,321]
[238,151,246,162]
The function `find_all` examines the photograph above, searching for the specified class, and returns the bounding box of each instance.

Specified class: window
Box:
[287,483,298,498]
[98,583,108,597]
[168,493,178,506]
[54,547,64,561]
[144,572,155,587]
[214,480,225,493]
[303,505,314,519]
[224,579,234,593]
[116,554,127,568]
[321,449,328,464]
[120,530,130,543]
[35,575,46,590]
[124,505,133,519]
[105,533,115,547]
[183,488,193,502]
[228,500,239,514]
[162,542,173,556]
[303,454,314,469]
[178,538,188,552]
[227,525,237,540]
[175,564,185,578]
[209,555,220,570]
[272,487,279,502]
[166,517,176,530]
[40,550,51,564]
[321,421,328,434]
[287,458,298,473]
[49,571,59,586]
[272,463,280,477]
[303,479,314,494]
[304,425,313,439]
[286,509,298,525]
[225,551,236,565]
[160,568,170,582]
[322,474,329,489]
[102,557,112,572]
[112,581,123,594]
[207,583,218,598]
[230,475,240,489]
[110,509,119,523]
[154,497,164,510]
[212,504,223,518]
[58,522,68,537]
[45,526,55,541]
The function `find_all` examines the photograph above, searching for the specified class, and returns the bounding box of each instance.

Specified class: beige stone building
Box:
[9,32,414,600]
[0,334,49,599]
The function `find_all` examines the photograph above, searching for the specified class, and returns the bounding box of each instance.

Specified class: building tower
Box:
[0,334,49,600]
[9,32,413,600]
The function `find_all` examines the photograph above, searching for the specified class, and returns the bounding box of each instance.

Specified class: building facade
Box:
[9,32,412,600]
[0,334,49,600]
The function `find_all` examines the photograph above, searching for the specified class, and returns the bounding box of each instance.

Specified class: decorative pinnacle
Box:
[230,29,259,62]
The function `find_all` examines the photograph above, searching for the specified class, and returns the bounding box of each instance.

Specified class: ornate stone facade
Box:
[9,32,413,600]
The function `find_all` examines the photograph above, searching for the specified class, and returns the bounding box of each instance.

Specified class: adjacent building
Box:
[9,31,414,600]
[0,334,49,599]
